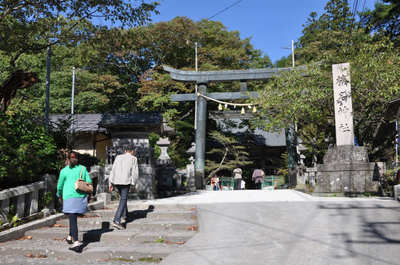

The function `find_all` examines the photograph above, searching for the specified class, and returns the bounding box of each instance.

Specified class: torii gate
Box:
[164,65,305,190]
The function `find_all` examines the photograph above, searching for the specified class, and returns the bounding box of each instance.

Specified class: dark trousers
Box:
[255,182,262,190]
[68,213,79,241]
[234,179,241,190]
[114,184,130,223]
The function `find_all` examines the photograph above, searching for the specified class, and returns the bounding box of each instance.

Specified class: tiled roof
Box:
[215,117,286,147]
[50,114,105,133]
[49,112,162,133]
[99,112,162,127]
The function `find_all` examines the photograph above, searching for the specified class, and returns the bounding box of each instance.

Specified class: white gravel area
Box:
[133,189,392,205]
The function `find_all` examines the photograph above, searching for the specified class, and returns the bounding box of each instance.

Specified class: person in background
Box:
[57,151,92,252]
[211,175,220,191]
[252,168,265,190]
[109,146,138,230]
[233,168,242,190]
[241,179,246,190]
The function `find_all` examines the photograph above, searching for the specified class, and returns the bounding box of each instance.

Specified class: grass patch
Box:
[139,257,163,263]
[155,237,165,243]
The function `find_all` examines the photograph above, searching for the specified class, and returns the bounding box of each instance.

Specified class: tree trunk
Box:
[0,70,39,112]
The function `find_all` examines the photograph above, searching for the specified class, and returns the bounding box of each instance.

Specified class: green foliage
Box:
[361,0,400,44]
[276,152,289,178]
[0,1,158,69]
[131,17,269,166]
[43,192,53,208]
[205,131,252,179]
[149,133,161,159]
[253,0,400,163]
[10,214,20,227]
[0,112,58,188]
[155,237,165,243]
[149,132,160,146]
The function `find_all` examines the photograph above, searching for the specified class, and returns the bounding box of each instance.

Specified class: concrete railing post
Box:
[16,195,25,218]
[29,190,39,215]
[42,174,57,210]
[1,199,9,216]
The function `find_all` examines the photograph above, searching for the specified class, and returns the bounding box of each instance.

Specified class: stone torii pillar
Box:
[164,65,305,190]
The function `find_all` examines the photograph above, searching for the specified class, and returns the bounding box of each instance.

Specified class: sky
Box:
[150,0,377,64]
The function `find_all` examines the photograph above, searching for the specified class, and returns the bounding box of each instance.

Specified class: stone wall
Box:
[297,166,317,186]
[97,164,155,200]
[315,145,382,193]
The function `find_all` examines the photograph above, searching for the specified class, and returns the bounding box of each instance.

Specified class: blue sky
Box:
[150,0,377,64]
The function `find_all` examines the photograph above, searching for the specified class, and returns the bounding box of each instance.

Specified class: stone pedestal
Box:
[96,192,111,205]
[155,137,176,198]
[394,185,400,200]
[315,145,380,193]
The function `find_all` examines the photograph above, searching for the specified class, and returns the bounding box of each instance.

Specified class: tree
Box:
[0,0,158,110]
[253,0,400,164]
[205,131,252,180]
[0,112,58,188]
[131,17,270,166]
[361,0,400,44]
[5,45,123,115]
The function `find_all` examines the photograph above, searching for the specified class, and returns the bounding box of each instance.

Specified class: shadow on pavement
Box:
[126,205,155,224]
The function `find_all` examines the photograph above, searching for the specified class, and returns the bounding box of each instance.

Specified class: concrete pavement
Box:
[0,189,399,265]
[158,190,400,265]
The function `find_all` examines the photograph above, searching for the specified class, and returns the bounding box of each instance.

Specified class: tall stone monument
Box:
[333,63,354,146]
[315,63,380,193]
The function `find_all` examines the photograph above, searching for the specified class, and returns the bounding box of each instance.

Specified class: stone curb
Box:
[0,200,105,243]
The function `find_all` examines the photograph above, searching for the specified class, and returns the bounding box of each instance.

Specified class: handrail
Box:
[0,181,45,200]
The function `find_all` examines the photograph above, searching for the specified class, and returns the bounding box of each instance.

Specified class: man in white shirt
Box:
[109,146,138,230]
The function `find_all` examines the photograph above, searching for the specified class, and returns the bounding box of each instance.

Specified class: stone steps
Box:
[0,202,198,264]
[0,245,167,265]
[26,226,196,243]
[54,217,196,232]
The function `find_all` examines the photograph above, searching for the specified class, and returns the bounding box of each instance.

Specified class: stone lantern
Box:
[185,142,196,191]
[156,137,172,166]
[186,142,196,164]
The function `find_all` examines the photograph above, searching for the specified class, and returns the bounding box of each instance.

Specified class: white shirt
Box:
[109,152,138,186]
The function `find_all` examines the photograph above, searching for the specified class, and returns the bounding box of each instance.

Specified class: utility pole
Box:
[396,120,399,172]
[291,40,295,67]
[70,67,76,149]
[281,40,295,67]
[71,67,75,115]
[45,46,51,130]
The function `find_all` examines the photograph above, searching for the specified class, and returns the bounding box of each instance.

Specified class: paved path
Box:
[155,190,400,265]
[1,189,399,265]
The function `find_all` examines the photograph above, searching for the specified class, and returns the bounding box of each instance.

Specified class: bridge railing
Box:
[0,174,57,223]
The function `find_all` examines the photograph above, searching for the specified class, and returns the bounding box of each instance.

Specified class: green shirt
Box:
[57,165,92,200]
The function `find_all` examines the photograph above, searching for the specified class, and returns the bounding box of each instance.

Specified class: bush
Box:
[0,113,58,189]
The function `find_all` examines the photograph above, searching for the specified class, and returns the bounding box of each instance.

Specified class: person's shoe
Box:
[112,221,125,230]
[68,241,83,253]
[66,235,73,244]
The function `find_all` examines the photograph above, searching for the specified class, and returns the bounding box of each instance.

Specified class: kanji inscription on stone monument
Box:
[332,63,354,146]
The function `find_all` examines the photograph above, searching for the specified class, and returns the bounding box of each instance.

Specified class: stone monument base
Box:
[315,145,380,193]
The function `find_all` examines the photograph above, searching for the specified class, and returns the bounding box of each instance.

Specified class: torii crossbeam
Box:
[164,65,306,190]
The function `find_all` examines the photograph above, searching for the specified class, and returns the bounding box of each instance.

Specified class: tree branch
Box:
[207,147,228,180]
